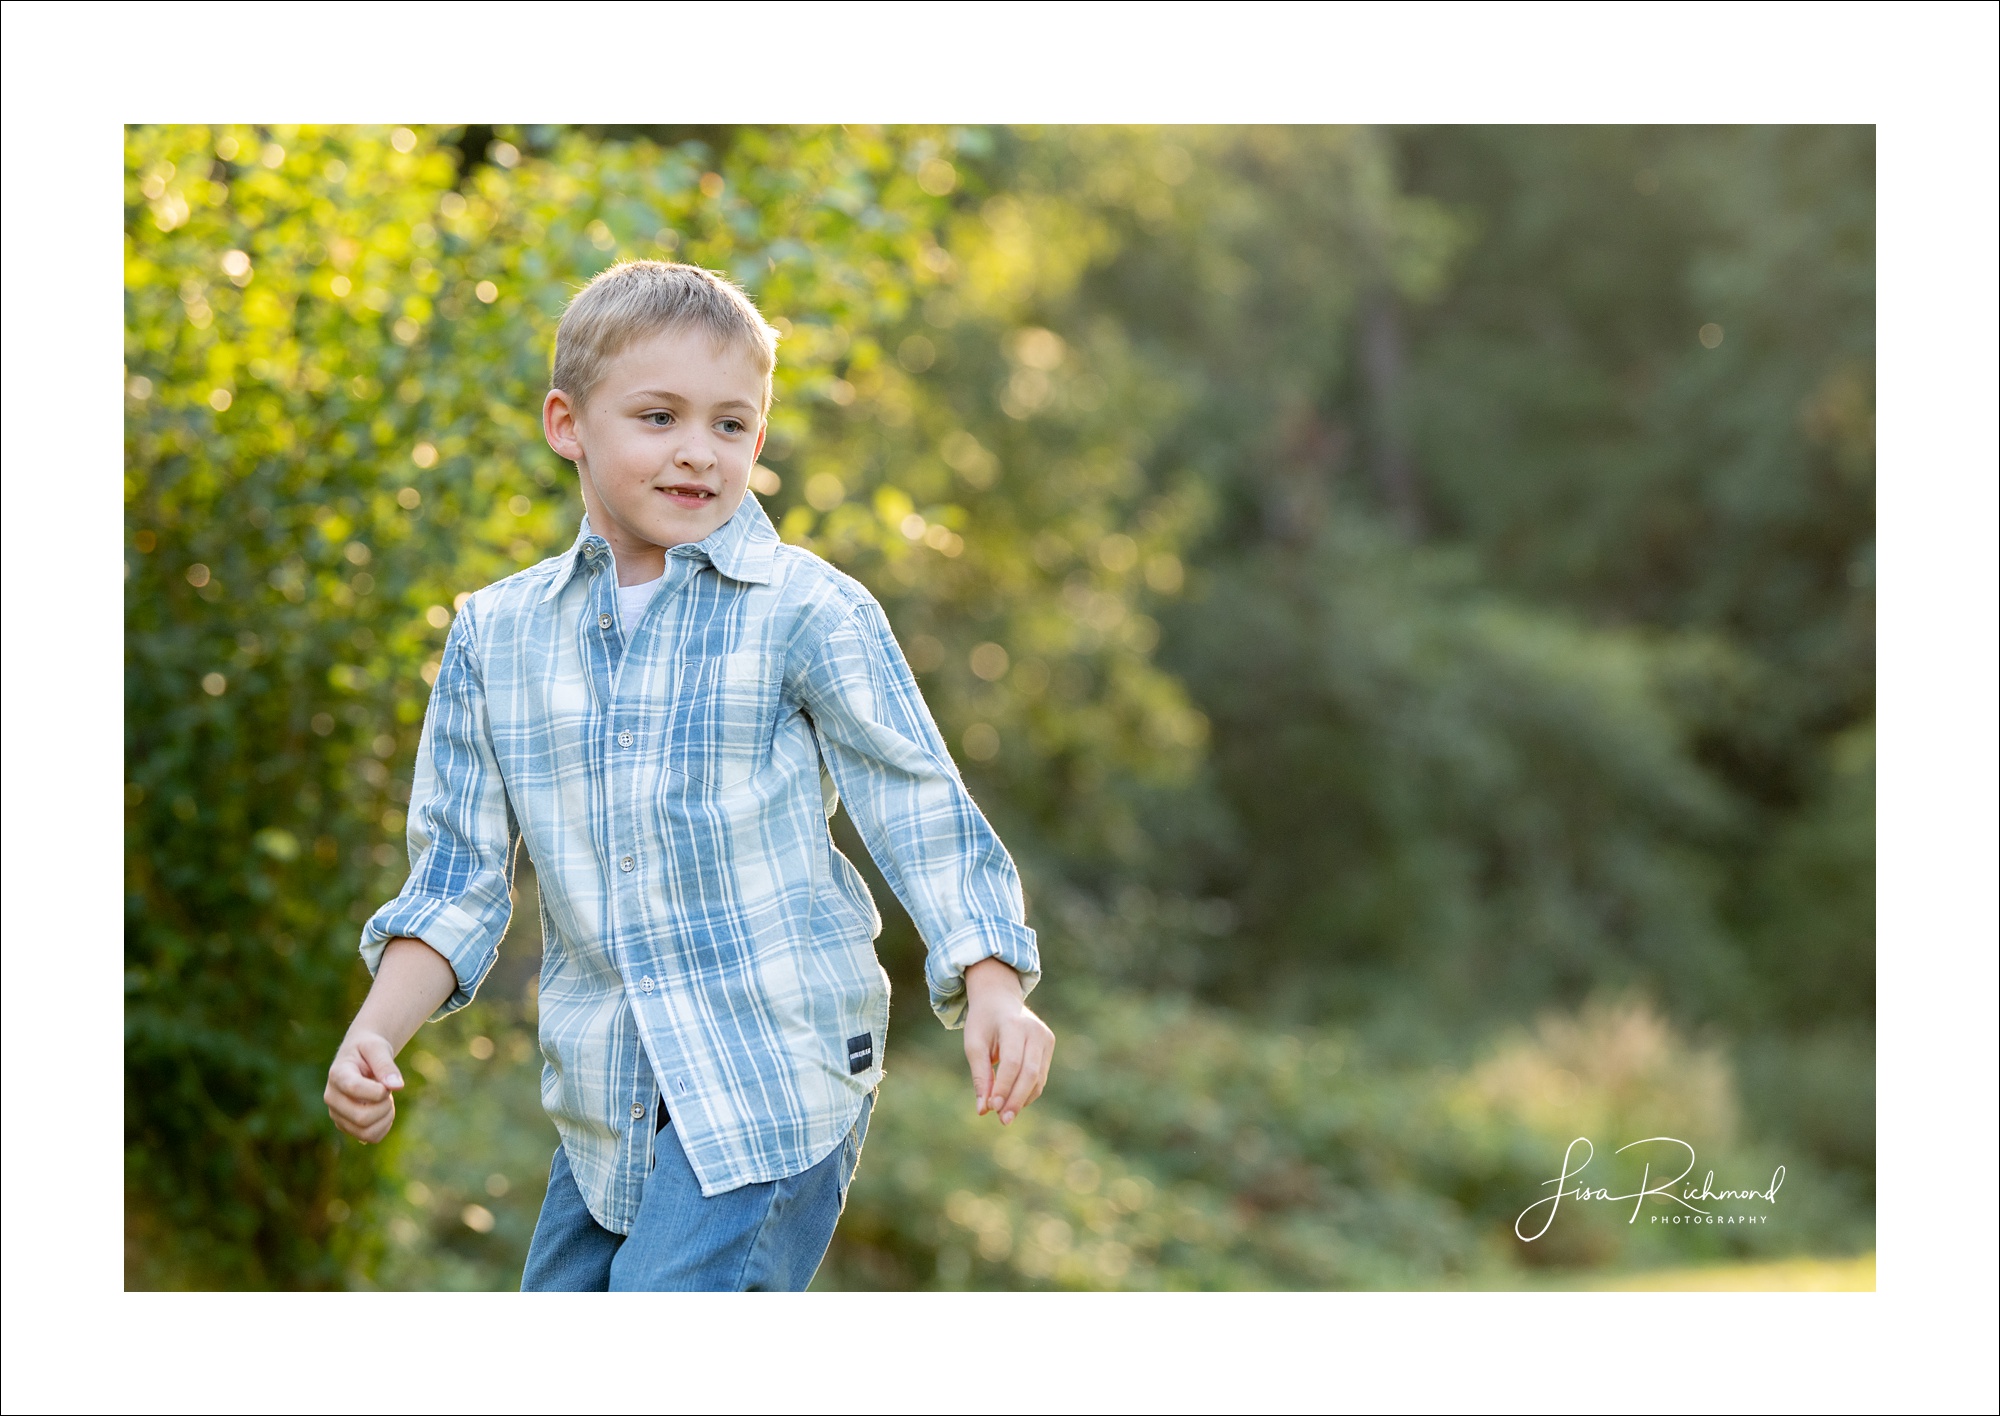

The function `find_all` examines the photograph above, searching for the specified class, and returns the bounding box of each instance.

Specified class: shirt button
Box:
[618,730,634,747]
[598,612,613,629]
[620,856,635,872]
[630,1102,645,1120]
[640,976,655,993]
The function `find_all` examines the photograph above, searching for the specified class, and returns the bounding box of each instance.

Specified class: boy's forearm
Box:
[346,937,458,1053]
[964,955,1024,1001]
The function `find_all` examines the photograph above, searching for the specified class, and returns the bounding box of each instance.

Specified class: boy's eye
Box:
[644,411,674,426]
[718,419,744,435]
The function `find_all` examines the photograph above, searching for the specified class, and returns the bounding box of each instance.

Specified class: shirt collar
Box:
[541,492,779,602]
[697,490,780,585]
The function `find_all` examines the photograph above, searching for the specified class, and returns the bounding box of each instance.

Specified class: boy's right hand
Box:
[324,1032,406,1144]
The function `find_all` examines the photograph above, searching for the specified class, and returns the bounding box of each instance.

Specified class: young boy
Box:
[322,260,1054,1291]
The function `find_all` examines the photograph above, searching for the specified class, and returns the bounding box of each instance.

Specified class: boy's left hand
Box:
[963,957,1054,1125]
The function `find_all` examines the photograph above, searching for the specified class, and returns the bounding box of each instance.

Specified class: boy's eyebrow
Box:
[628,388,759,413]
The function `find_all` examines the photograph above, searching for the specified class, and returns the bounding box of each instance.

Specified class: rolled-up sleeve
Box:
[359,600,519,1018]
[796,596,1040,1027]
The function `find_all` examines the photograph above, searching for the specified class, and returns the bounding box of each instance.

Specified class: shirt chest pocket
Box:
[669,650,778,790]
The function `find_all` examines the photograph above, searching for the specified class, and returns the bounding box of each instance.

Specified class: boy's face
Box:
[543,324,768,574]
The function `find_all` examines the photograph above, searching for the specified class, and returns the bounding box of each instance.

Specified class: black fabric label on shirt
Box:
[846,1033,874,1074]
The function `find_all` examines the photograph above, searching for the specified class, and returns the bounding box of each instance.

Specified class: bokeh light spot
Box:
[1153,145,1194,185]
[1144,553,1185,594]
[1009,327,1067,370]
[942,431,999,489]
[917,158,957,196]
[1098,534,1139,573]
[804,473,846,511]
[970,642,1011,681]
[923,524,964,557]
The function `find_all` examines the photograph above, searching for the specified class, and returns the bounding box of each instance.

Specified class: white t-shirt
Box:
[616,573,662,631]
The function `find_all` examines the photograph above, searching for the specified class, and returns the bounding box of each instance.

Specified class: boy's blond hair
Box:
[552,260,780,413]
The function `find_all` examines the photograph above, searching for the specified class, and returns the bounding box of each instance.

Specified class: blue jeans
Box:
[520,1092,873,1291]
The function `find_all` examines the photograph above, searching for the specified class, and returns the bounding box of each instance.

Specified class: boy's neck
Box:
[578,498,668,586]
[611,543,667,587]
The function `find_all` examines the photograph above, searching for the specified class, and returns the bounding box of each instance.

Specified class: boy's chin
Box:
[635,492,744,548]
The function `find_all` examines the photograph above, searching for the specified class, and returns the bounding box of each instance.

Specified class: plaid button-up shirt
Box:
[361,493,1039,1232]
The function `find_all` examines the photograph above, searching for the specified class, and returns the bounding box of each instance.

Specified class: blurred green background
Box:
[123,124,1874,1291]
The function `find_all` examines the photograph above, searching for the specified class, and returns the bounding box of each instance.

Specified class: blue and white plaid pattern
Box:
[361,494,1039,1233]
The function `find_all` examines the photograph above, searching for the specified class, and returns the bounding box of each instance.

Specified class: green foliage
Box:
[939,125,1872,1039]
[1173,522,1744,1022]
[125,123,1873,1290]
[1394,125,1875,777]
[1743,722,1875,1021]
[822,994,1855,1291]
[376,985,1843,1290]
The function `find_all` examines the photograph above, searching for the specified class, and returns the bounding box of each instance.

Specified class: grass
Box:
[1582,1252,1875,1291]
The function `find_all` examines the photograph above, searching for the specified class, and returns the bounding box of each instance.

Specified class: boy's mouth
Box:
[659,482,717,507]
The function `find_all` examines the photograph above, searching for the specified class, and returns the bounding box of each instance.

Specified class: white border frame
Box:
[4,3,1993,1411]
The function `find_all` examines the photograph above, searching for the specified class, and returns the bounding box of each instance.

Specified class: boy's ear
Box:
[753,420,766,462]
[543,388,583,463]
